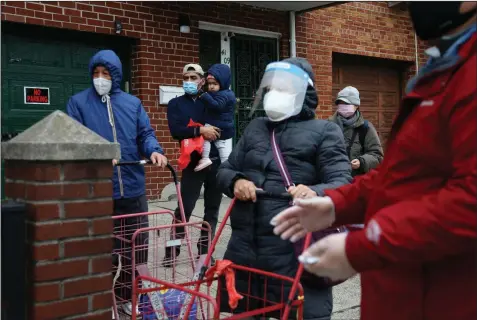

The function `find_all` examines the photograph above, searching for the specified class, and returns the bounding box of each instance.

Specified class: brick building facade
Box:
[1,1,427,199]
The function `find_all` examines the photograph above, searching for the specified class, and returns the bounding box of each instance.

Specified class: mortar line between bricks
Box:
[35,255,93,266]
[59,201,65,219]
[59,163,65,181]
[59,241,65,258]
[22,198,112,205]
[29,218,95,226]
[87,218,93,237]
[60,197,113,203]
[33,280,61,286]
[62,234,111,240]
[34,253,111,266]
[34,294,96,306]
[33,234,111,245]
[6,178,112,185]
[62,272,111,283]
[32,239,59,245]
[62,307,113,320]
[60,281,64,299]
[87,295,93,313]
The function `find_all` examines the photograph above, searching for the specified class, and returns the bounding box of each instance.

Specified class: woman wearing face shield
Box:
[216,58,353,319]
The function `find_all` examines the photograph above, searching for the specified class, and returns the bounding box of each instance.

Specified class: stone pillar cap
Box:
[2,110,120,161]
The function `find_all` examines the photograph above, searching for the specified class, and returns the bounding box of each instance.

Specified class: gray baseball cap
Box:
[335,86,360,106]
[183,63,204,76]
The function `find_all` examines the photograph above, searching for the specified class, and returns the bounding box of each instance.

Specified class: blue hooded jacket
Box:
[67,50,163,200]
[200,64,236,140]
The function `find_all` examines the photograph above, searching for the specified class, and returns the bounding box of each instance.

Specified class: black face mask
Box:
[408,2,476,40]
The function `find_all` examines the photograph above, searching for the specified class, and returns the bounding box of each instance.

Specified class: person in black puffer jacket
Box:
[216,58,353,319]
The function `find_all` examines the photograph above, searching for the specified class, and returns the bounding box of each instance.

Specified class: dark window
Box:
[199,30,221,73]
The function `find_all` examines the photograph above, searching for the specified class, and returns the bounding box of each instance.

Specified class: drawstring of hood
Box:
[101,93,124,197]
[102,94,115,128]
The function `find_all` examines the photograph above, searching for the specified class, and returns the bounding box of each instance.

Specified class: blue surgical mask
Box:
[183,81,198,95]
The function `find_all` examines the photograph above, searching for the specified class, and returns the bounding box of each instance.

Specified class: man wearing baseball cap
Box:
[329,86,383,177]
[165,63,223,265]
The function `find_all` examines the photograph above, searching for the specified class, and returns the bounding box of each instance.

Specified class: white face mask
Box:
[263,90,300,122]
[93,77,112,96]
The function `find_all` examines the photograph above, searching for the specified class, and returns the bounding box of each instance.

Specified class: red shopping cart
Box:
[132,190,313,320]
[112,162,213,319]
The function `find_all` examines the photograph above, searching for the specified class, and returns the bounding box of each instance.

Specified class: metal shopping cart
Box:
[131,188,313,320]
[112,162,213,319]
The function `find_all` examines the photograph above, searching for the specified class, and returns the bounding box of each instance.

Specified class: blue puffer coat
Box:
[200,64,236,140]
[67,50,163,200]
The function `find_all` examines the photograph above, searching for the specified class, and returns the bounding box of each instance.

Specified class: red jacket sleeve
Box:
[345,76,477,272]
[324,169,380,226]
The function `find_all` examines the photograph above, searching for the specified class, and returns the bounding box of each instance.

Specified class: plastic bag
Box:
[178,119,204,170]
[139,290,197,320]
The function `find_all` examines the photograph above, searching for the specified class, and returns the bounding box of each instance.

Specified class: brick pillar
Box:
[2,111,120,320]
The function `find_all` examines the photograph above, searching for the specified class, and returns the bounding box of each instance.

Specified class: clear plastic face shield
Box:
[250,62,312,122]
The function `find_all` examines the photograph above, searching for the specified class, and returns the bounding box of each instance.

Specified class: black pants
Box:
[172,157,223,255]
[113,195,149,302]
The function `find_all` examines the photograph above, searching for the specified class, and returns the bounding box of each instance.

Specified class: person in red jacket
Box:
[271,2,476,320]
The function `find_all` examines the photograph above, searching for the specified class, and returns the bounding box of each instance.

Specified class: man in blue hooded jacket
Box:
[66,49,167,314]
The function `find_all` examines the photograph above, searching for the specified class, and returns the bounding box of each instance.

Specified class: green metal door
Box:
[1,22,132,199]
[231,35,278,142]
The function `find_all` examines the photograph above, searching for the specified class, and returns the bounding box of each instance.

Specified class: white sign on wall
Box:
[159,86,184,105]
[220,32,231,67]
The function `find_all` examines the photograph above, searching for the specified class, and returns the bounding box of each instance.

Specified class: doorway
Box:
[198,23,279,142]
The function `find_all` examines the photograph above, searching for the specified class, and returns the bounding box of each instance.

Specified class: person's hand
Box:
[112,159,118,166]
[150,152,168,168]
[200,126,220,141]
[288,184,317,199]
[298,233,357,281]
[197,78,206,91]
[271,196,335,243]
[351,159,360,170]
[233,179,258,202]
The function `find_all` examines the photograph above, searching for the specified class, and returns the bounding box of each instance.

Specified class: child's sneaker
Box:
[194,158,212,172]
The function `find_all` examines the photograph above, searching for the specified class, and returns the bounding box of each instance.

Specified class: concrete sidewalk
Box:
[149,197,361,319]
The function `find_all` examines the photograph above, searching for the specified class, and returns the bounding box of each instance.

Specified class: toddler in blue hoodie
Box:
[195,64,236,171]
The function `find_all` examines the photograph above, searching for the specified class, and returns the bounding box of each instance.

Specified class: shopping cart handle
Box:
[255,190,292,200]
[114,160,153,166]
[114,160,178,184]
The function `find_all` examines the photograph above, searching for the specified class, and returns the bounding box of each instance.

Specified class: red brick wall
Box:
[1,1,289,199]
[296,1,428,118]
[4,160,114,319]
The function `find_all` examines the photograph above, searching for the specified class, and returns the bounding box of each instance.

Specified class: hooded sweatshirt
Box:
[199,64,236,140]
[67,50,163,200]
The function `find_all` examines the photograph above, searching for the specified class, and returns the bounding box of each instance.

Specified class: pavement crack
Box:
[331,304,360,315]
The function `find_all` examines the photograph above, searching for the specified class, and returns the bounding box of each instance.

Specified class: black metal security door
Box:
[231,35,278,142]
